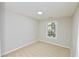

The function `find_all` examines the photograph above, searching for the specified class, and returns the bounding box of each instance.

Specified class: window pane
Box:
[48,22,56,38]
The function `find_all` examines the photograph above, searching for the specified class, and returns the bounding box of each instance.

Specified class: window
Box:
[47,21,56,39]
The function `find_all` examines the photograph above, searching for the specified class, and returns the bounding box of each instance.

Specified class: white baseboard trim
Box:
[2,40,38,56]
[39,40,70,49]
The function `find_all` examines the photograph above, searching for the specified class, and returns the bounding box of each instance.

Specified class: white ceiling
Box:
[5,2,78,20]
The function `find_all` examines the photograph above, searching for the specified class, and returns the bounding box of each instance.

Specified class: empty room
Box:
[0,2,79,57]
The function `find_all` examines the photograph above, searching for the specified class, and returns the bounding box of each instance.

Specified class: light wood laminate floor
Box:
[3,41,70,57]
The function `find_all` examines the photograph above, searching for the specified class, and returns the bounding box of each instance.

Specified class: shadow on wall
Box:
[0,2,5,56]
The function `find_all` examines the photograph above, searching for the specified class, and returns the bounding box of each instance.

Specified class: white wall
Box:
[2,10,39,54]
[39,17,72,48]
[0,3,5,56]
[72,5,79,57]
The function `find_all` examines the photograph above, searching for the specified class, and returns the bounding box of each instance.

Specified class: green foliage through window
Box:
[48,22,56,38]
